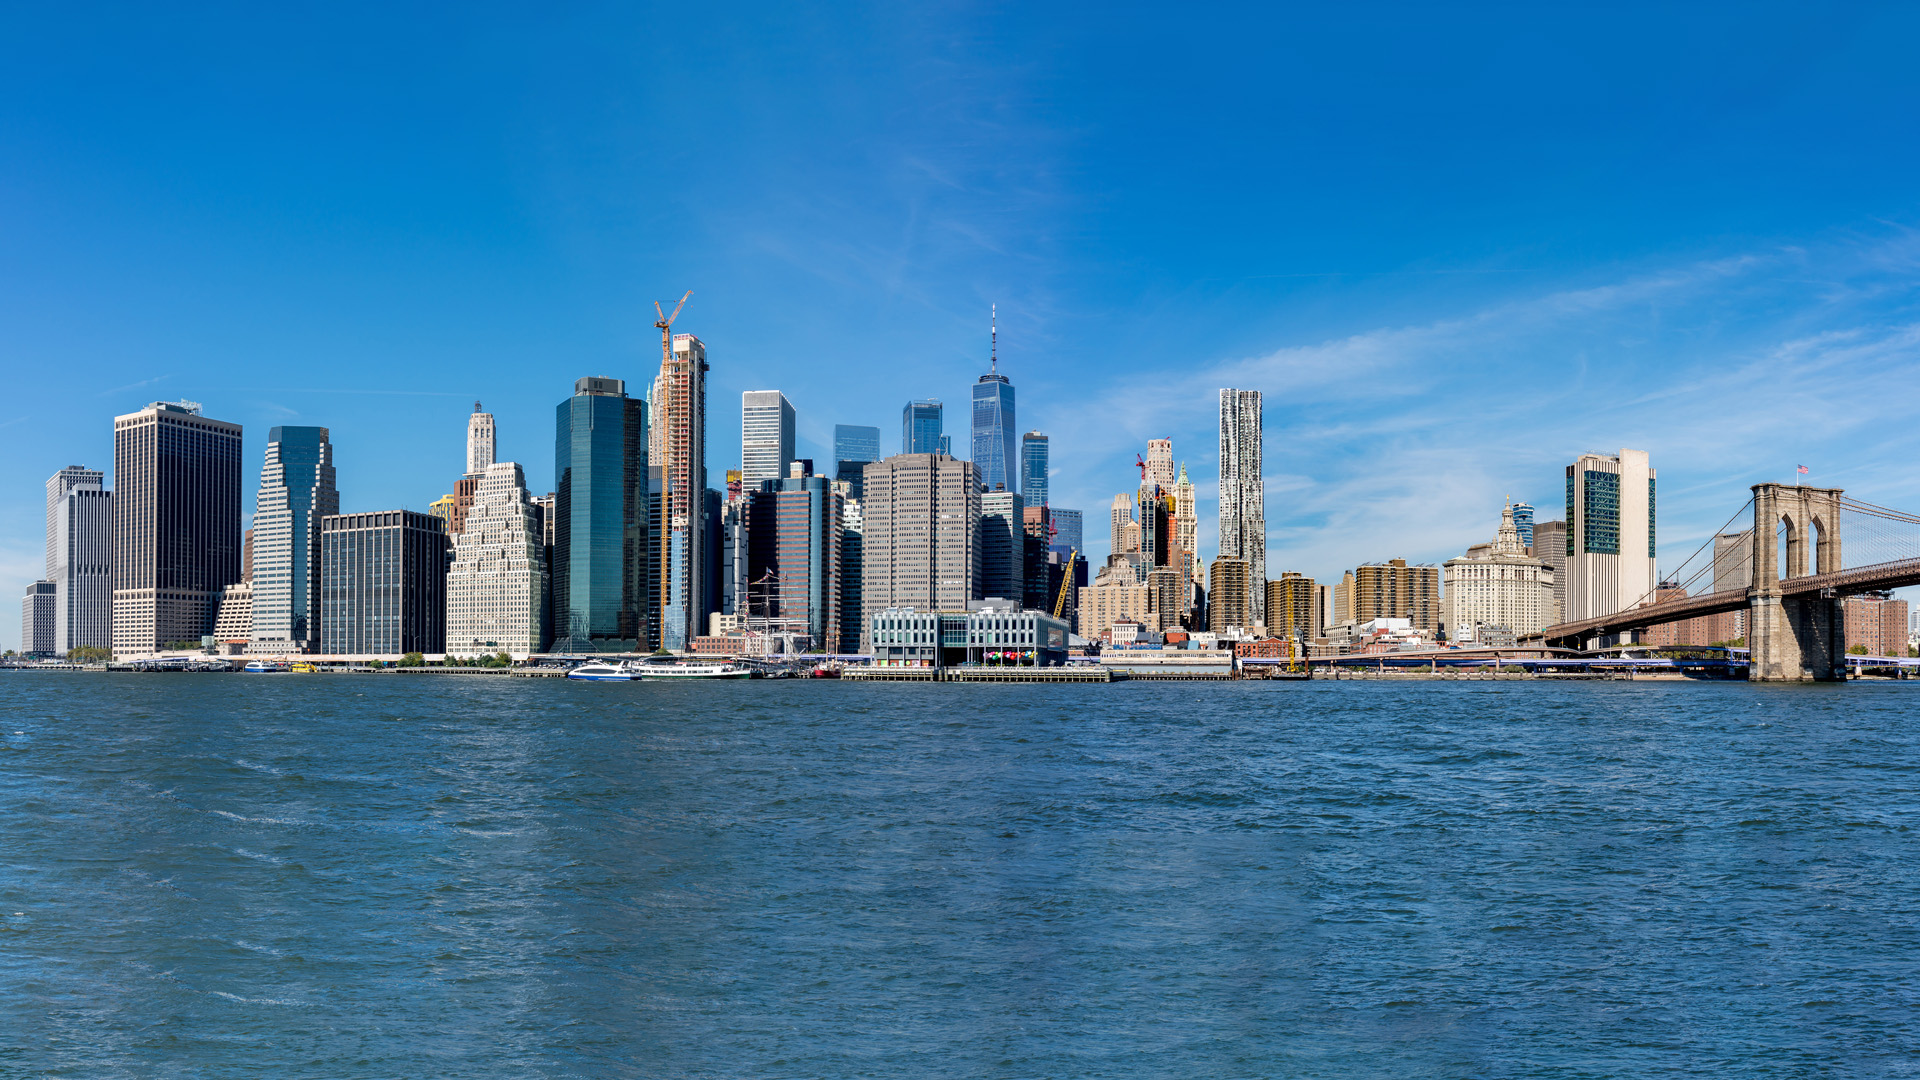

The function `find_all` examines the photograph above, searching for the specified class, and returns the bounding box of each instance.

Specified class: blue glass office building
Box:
[553,377,649,652]
[1020,431,1048,506]
[972,372,1016,492]
[902,400,945,455]
[834,424,881,466]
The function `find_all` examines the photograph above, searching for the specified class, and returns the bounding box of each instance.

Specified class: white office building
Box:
[44,466,112,653]
[741,390,796,486]
[446,462,546,655]
[1443,501,1556,641]
[1565,448,1658,622]
[466,401,495,476]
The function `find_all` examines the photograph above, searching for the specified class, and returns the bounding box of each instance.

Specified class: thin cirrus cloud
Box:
[1046,227,1920,584]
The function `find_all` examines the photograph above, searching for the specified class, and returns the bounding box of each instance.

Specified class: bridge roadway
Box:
[1525,554,1920,647]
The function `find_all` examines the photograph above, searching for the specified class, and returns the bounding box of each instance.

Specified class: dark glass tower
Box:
[552,377,649,653]
[111,400,243,655]
[1020,431,1048,506]
[971,306,1016,492]
[902,400,944,455]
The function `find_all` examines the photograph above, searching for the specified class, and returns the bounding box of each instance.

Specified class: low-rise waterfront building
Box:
[1845,592,1910,658]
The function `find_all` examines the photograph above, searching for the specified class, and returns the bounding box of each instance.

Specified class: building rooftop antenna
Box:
[990,303,997,375]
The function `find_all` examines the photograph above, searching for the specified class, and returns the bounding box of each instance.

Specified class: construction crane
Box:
[1134,454,1148,482]
[653,290,692,367]
[1052,548,1078,618]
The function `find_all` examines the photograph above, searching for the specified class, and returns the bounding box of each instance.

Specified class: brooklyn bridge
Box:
[1523,483,1920,681]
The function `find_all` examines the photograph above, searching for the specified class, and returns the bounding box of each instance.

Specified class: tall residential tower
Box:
[1217,389,1266,624]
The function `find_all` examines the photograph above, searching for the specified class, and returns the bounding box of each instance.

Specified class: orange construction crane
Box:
[654,290,692,366]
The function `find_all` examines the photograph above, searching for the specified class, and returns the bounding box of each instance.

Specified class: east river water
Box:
[4,675,1919,1077]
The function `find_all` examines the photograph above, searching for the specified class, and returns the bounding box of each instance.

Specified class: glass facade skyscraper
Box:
[834,424,881,466]
[252,426,338,652]
[553,377,649,653]
[1511,502,1535,550]
[971,375,1016,492]
[902,400,945,455]
[1020,431,1048,506]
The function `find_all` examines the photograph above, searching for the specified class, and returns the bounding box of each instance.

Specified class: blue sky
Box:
[6,3,1920,647]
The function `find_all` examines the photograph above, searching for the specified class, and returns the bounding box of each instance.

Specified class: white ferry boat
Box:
[565,662,642,682]
[242,660,291,674]
[638,661,754,681]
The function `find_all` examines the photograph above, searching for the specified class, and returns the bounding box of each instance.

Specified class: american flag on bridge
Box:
[1798,465,1810,475]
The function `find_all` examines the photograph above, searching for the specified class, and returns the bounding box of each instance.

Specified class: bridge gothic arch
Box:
[1749,483,1845,681]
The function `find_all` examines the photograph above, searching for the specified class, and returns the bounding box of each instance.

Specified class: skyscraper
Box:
[45,466,112,654]
[742,390,796,486]
[655,334,710,651]
[1142,439,1175,493]
[1049,508,1083,555]
[467,401,495,476]
[970,309,1017,492]
[112,401,243,657]
[1021,432,1049,507]
[1532,520,1569,625]
[1442,502,1555,641]
[861,454,982,619]
[321,510,449,656]
[980,489,1026,602]
[1218,389,1266,624]
[1173,463,1197,584]
[834,423,881,502]
[251,426,338,653]
[447,462,547,655]
[903,399,945,455]
[46,466,101,578]
[834,424,881,467]
[22,582,55,655]
[1510,501,1535,551]
[553,377,649,653]
[1565,449,1657,623]
[745,464,844,651]
[1110,493,1135,556]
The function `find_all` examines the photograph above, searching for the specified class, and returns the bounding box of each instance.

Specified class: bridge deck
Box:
[1525,556,1920,645]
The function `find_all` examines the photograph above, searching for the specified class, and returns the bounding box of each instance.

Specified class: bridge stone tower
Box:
[1748,483,1845,682]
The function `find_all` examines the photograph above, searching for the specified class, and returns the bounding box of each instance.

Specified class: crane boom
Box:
[1052,548,1078,618]
[653,290,692,366]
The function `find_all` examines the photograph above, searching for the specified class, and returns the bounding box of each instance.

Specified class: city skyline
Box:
[8,6,1920,647]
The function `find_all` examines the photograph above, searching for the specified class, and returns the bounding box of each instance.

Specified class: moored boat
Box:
[242,660,291,674]
[638,661,754,680]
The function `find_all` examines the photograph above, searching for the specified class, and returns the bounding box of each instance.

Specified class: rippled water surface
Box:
[5,675,1920,1077]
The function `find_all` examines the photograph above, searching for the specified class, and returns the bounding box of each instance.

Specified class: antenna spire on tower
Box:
[990,303,997,374]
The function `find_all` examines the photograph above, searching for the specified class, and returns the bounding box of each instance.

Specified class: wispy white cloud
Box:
[1049,229,1920,585]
